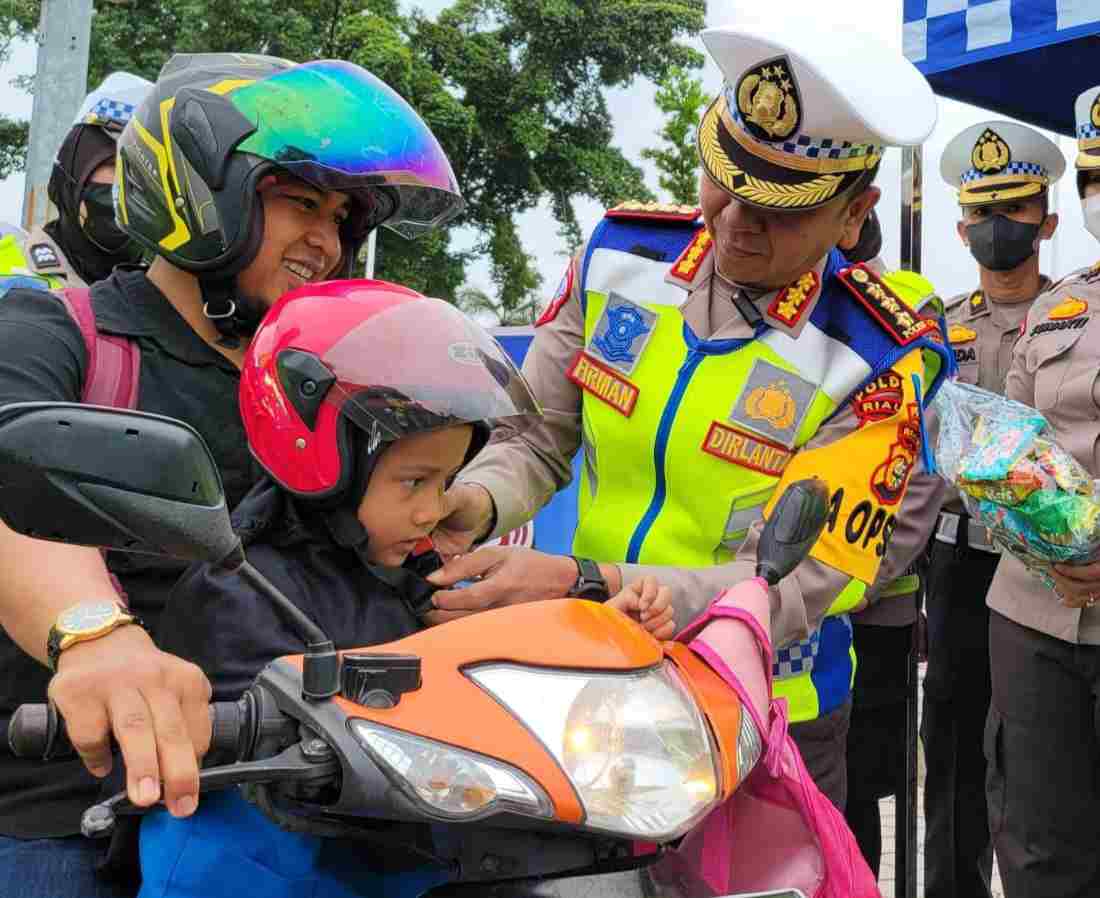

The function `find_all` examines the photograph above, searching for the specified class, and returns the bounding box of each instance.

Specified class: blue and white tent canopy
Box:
[904,1,1100,135]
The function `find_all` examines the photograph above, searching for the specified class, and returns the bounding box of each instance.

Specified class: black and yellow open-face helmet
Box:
[115,52,463,287]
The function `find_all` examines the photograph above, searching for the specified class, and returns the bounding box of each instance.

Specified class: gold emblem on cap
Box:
[1092,94,1100,129]
[971,128,1011,174]
[736,56,800,142]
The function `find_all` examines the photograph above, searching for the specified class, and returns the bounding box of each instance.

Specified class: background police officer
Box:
[923,120,1064,898]
[431,20,951,811]
[0,72,151,290]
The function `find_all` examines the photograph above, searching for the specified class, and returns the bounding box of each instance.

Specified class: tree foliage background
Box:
[0,0,704,323]
[641,66,710,206]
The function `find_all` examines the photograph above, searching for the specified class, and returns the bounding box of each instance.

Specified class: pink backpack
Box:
[56,287,140,409]
[653,580,881,898]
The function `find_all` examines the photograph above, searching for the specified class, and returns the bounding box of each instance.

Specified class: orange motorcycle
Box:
[1,402,824,898]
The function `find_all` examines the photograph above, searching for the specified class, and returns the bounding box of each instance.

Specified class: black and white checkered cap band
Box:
[87,98,137,128]
[960,160,1046,183]
[1078,123,1100,141]
[723,84,881,163]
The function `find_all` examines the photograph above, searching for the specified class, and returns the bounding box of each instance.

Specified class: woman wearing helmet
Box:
[0,72,152,292]
[136,279,670,898]
[0,53,462,897]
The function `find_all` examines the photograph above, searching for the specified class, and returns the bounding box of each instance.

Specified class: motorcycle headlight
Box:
[468,661,719,840]
[349,720,553,821]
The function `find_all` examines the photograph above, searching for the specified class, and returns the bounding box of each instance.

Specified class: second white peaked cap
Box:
[699,20,937,211]
[73,72,154,133]
[940,120,1065,206]
[1075,86,1100,171]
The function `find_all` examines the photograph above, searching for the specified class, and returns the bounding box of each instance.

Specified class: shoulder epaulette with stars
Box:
[966,289,989,317]
[836,263,940,346]
[605,201,701,222]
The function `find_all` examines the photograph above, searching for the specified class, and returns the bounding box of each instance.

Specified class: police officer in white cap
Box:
[922,120,1064,898]
[0,72,152,290]
[981,87,1100,898]
[430,19,952,811]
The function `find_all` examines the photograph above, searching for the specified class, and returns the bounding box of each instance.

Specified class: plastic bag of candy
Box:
[931,379,1100,584]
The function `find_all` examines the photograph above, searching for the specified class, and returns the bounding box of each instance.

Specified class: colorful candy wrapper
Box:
[931,379,1100,586]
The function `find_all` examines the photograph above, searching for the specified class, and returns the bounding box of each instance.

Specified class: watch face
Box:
[58,601,119,634]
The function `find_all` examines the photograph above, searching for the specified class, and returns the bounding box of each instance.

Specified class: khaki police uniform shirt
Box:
[461,244,941,648]
[988,263,1100,645]
[11,226,87,288]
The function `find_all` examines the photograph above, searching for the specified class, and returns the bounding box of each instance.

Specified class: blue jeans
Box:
[140,790,452,898]
[0,833,133,898]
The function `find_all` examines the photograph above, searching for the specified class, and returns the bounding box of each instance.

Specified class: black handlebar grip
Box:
[8,701,246,761]
[8,702,69,760]
[756,478,831,587]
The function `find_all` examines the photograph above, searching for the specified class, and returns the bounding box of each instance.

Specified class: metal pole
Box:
[21,0,94,230]
[900,145,923,273]
[897,143,923,898]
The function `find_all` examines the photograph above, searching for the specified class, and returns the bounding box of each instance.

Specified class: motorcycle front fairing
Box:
[244,599,747,884]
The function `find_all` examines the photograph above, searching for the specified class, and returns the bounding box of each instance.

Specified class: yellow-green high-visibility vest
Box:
[570,214,949,722]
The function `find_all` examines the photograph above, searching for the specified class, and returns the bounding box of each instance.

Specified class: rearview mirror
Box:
[0,402,239,563]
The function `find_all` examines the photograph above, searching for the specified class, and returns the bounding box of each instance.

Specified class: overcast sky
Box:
[2,0,1095,306]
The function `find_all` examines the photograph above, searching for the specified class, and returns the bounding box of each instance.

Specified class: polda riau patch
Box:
[29,243,59,270]
[587,293,657,376]
[728,358,817,449]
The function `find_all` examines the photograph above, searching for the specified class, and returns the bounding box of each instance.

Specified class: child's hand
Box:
[607,576,676,640]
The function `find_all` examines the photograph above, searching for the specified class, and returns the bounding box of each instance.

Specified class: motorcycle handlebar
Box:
[7,698,250,762]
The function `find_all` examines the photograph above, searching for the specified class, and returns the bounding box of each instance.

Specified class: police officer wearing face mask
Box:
[0,72,151,290]
[922,120,1064,898]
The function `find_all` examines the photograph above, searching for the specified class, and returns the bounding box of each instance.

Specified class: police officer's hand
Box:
[432,482,496,557]
[1050,560,1100,609]
[47,624,212,818]
[424,547,580,623]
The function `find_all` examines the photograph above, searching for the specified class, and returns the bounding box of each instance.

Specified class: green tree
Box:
[641,66,710,205]
[0,0,704,309]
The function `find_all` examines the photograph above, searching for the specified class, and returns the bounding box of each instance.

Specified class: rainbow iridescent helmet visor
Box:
[230,60,463,237]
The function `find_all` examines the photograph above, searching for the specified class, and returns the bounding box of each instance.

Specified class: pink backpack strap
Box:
[56,288,140,409]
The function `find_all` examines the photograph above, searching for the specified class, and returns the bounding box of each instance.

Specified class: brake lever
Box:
[80,741,340,838]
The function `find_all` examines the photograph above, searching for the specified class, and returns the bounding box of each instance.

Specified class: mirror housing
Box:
[0,403,240,564]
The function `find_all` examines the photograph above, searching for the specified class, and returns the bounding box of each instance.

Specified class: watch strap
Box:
[569,556,610,602]
[47,603,142,673]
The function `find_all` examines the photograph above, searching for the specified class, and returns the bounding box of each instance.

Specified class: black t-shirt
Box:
[160,480,426,703]
[0,270,258,838]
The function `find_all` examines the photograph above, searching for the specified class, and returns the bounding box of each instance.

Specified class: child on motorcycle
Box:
[138,279,674,898]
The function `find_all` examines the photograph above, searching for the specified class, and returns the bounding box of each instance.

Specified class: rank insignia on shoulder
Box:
[567,350,640,417]
[967,290,988,317]
[605,201,701,222]
[767,270,820,328]
[837,263,939,346]
[1048,297,1088,320]
[29,243,59,270]
[668,227,713,285]
[947,324,977,344]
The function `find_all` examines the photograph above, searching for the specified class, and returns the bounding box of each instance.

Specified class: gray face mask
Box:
[964,214,1041,272]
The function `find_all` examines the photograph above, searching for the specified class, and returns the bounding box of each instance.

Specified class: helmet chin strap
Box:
[323,507,440,619]
[200,276,267,349]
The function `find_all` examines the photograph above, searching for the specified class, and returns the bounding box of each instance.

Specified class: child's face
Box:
[356,424,474,566]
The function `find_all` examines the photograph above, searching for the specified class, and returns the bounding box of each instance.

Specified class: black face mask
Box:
[80,183,131,255]
[965,214,1041,272]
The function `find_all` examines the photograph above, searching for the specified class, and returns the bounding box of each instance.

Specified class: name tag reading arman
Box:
[567,351,640,417]
[701,421,792,476]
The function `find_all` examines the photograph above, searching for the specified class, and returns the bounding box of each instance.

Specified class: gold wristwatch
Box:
[46,600,142,672]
